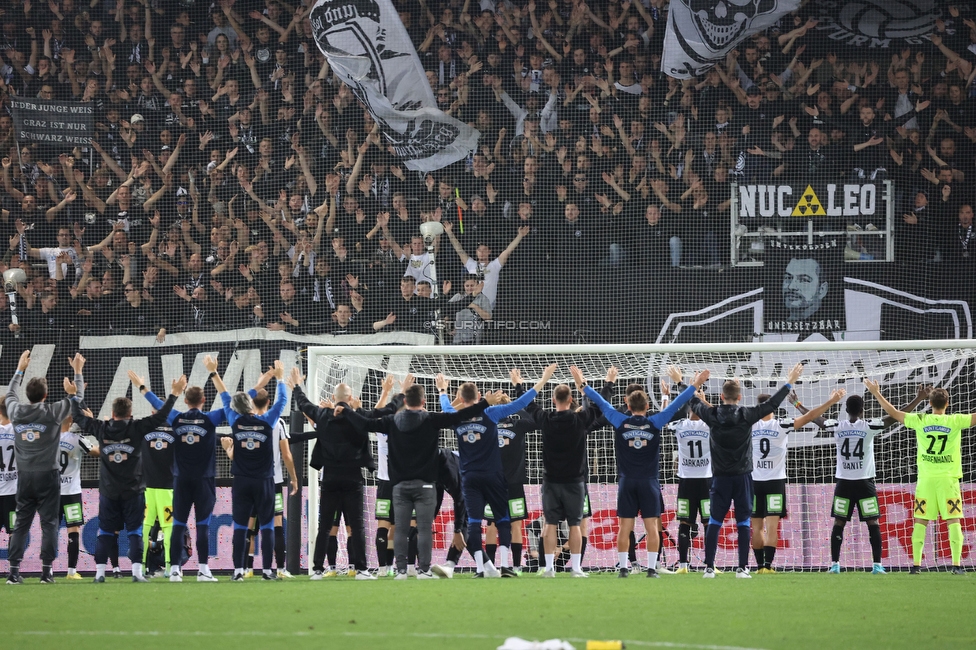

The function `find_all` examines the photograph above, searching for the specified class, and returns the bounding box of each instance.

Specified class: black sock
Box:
[753,546,764,569]
[831,524,845,563]
[245,530,256,569]
[446,544,463,564]
[375,529,389,567]
[868,524,883,564]
[67,532,80,569]
[511,542,522,568]
[678,523,691,564]
[580,536,588,563]
[274,526,286,568]
[386,548,395,566]
[327,535,338,568]
[658,531,665,565]
[109,534,120,568]
[763,545,776,569]
[485,543,497,564]
[407,527,418,565]
[628,531,637,563]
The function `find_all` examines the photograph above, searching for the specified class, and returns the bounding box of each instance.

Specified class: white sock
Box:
[407,563,415,573]
[95,564,106,579]
[264,569,273,576]
[444,560,456,569]
[647,552,658,570]
[570,553,581,572]
[474,550,485,573]
[199,563,210,575]
[618,552,629,569]
[679,562,689,570]
[68,567,76,576]
[497,546,510,568]
[235,568,244,577]
[132,563,143,578]
[544,553,555,571]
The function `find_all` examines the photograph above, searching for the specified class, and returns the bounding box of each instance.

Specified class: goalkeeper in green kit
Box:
[864,381,974,574]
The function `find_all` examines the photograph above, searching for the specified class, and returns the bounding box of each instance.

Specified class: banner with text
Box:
[10,98,94,146]
[736,182,881,220]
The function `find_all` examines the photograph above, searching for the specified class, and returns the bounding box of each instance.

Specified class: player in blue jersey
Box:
[579,365,709,578]
[143,361,227,582]
[207,358,291,581]
[433,364,557,579]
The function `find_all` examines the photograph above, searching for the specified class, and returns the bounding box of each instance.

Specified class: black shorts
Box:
[617,475,662,520]
[375,479,394,523]
[60,492,84,527]
[232,476,275,528]
[752,479,788,518]
[0,493,15,533]
[542,480,585,527]
[98,492,144,534]
[677,477,712,523]
[832,478,880,521]
[486,484,528,524]
[710,474,753,524]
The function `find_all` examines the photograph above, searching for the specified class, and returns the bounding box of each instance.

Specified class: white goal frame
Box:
[305,339,976,572]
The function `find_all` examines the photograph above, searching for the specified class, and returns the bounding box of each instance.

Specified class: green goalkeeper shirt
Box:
[903,412,970,480]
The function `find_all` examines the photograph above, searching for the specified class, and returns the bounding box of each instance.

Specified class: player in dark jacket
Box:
[68,368,186,582]
[688,363,804,579]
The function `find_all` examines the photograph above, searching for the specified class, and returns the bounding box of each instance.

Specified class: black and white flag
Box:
[663,0,800,79]
[310,0,480,172]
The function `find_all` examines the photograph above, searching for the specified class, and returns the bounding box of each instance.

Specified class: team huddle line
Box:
[1,353,972,583]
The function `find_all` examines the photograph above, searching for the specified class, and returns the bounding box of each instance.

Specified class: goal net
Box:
[307,341,976,572]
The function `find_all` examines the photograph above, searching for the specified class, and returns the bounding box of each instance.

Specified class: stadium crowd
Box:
[0,0,973,342]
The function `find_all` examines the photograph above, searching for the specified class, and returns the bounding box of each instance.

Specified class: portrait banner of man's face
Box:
[764,238,845,336]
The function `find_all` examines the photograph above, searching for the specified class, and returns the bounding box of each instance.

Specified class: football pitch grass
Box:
[4,571,976,650]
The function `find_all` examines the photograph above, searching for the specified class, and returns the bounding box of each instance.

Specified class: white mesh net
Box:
[308,343,976,571]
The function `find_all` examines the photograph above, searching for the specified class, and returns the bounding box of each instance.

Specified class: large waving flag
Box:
[310,0,480,171]
[663,0,801,79]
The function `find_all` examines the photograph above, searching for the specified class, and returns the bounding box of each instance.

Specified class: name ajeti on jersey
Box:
[828,418,885,480]
[751,419,791,481]
[671,419,712,479]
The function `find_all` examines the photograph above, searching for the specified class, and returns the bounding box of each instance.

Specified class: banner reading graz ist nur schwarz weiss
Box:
[309,0,480,172]
[10,98,94,145]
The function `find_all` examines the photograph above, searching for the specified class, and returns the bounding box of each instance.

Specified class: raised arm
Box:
[204,355,228,394]
[497,226,529,267]
[794,389,845,429]
[485,363,557,422]
[863,378,906,423]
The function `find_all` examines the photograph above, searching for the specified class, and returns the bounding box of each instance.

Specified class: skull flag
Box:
[663,0,801,79]
[309,0,480,172]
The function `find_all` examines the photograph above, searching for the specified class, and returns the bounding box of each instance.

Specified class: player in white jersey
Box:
[0,397,16,568]
[749,394,800,573]
[59,419,98,579]
[669,388,713,573]
[792,386,930,574]
[371,376,399,576]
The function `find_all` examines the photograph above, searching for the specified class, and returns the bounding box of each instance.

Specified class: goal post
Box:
[305,340,976,571]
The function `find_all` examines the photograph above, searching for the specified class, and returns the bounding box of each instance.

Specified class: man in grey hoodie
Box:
[5,350,85,585]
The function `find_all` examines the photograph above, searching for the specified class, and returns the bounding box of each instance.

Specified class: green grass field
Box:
[4,571,976,650]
